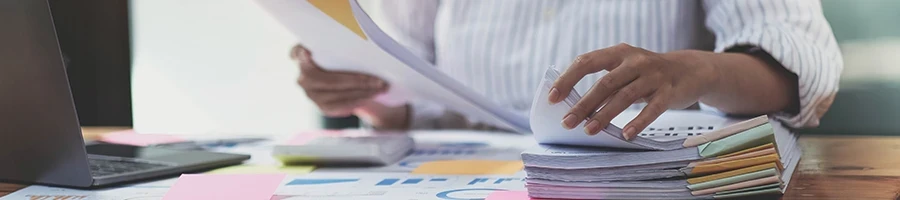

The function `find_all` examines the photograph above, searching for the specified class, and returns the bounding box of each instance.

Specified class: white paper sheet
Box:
[529,67,741,149]
[274,172,526,200]
[0,179,176,200]
[2,173,527,200]
[254,0,530,132]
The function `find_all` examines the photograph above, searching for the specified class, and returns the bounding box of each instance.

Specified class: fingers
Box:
[300,72,387,91]
[309,88,385,103]
[561,67,640,129]
[622,90,671,140]
[290,43,389,117]
[290,44,305,60]
[308,89,383,117]
[291,45,387,91]
[550,43,634,104]
[295,46,323,75]
[584,78,659,136]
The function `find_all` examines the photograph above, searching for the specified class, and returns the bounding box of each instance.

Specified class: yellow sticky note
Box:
[411,160,524,175]
[207,165,315,175]
[307,0,367,40]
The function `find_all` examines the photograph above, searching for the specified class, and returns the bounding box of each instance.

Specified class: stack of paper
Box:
[521,68,803,199]
[522,123,784,199]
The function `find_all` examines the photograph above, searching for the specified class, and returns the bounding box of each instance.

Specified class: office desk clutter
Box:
[521,120,788,199]
[0,131,536,200]
[0,0,811,199]
[3,120,796,200]
[518,68,803,199]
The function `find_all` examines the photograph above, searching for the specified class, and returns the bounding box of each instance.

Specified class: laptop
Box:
[0,0,250,188]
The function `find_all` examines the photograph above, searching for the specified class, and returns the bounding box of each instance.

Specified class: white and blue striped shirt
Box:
[374,0,842,130]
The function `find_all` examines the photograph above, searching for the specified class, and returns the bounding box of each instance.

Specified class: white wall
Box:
[131,0,369,135]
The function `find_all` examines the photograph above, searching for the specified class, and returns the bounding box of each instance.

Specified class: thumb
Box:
[290,44,307,61]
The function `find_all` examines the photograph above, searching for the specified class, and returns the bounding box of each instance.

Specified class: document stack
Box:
[520,68,803,199]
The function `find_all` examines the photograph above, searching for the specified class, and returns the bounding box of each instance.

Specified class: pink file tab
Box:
[163,174,286,200]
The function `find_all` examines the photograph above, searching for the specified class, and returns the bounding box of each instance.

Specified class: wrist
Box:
[353,101,410,130]
[662,50,725,97]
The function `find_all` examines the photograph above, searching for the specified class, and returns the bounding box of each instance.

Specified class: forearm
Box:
[353,101,410,130]
[671,50,798,115]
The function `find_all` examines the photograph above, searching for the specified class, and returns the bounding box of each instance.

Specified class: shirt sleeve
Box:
[702,0,843,128]
[372,0,444,129]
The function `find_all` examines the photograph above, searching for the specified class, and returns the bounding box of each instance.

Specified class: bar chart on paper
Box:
[275,173,526,200]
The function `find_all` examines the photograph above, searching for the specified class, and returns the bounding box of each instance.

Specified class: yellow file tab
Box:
[308,0,367,39]
[412,160,524,175]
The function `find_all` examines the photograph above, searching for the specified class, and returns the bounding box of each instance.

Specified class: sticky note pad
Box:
[163,174,285,200]
[100,130,185,146]
[486,191,541,200]
[207,165,315,175]
[411,160,524,175]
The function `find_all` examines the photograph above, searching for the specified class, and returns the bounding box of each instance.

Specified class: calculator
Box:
[273,134,414,166]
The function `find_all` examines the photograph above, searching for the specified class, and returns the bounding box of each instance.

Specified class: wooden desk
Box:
[2,128,900,199]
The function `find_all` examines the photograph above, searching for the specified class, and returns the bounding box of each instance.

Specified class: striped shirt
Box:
[373,0,842,130]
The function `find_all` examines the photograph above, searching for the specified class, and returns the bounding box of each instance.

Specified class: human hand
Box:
[548,43,720,140]
[290,44,388,117]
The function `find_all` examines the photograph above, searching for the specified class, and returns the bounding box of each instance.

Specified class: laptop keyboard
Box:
[88,158,172,177]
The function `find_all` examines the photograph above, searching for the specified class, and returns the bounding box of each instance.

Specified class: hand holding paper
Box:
[256,0,531,132]
[290,45,388,117]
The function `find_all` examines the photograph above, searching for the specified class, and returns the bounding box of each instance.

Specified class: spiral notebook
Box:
[529,67,769,150]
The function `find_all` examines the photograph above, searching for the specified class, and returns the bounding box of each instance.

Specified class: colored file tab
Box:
[163,174,286,200]
[688,163,778,184]
[689,153,780,175]
[206,165,315,175]
[307,0,366,39]
[99,130,185,146]
[411,160,524,175]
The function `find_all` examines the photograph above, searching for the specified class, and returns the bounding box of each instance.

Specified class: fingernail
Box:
[623,127,636,140]
[548,88,560,104]
[561,114,579,129]
[298,50,309,61]
[584,120,600,135]
[300,48,309,55]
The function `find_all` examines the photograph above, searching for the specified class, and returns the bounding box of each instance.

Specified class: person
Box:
[291,0,842,140]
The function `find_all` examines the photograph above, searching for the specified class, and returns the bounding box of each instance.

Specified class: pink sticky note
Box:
[99,130,185,146]
[163,174,286,200]
[486,191,545,200]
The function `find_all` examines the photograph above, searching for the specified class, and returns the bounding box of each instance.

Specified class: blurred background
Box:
[52,0,900,135]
